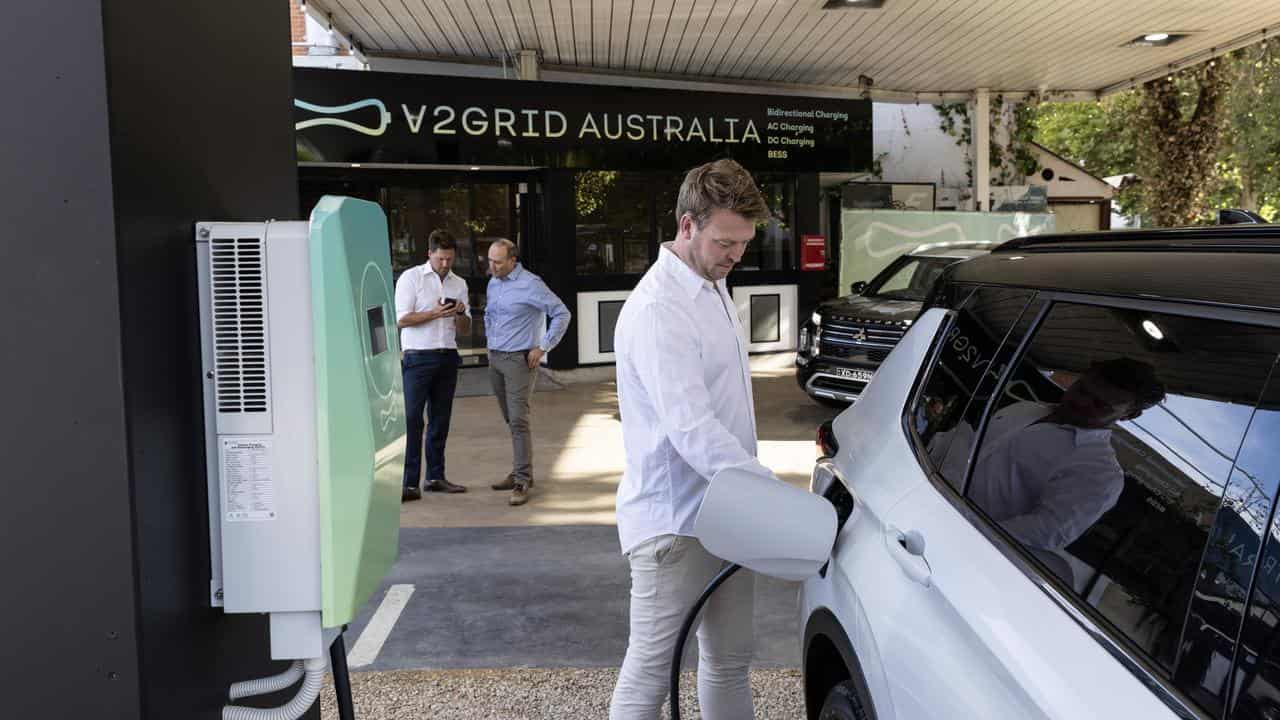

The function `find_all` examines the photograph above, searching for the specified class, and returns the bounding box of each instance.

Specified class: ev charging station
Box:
[196,196,404,718]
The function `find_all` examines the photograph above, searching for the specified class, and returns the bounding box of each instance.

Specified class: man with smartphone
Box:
[395,229,471,501]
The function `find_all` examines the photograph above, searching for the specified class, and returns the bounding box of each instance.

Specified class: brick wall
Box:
[289,1,306,55]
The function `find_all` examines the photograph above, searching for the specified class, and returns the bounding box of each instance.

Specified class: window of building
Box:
[375,181,520,352]
[962,302,1280,714]
[573,171,797,276]
[382,184,471,278]
[741,177,796,272]
[469,183,514,278]
[575,171,653,275]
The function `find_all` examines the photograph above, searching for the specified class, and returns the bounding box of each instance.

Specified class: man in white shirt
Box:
[610,159,774,720]
[395,229,471,501]
[965,358,1166,552]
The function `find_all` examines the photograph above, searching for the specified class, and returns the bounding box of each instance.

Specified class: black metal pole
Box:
[330,629,356,720]
[669,563,742,720]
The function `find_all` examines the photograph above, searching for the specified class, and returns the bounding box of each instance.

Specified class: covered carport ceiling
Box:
[305,0,1280,98]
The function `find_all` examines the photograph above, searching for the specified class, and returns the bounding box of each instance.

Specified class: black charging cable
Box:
[330,627,356,720]
[668,563,743,720]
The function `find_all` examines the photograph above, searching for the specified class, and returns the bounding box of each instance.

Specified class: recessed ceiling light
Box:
[469,166,481,171]
[1127,32,1187,47]
[822,0,884,9]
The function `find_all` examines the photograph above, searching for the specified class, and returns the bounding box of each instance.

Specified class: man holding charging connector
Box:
[610,159,774,719]
[396,229,471,501]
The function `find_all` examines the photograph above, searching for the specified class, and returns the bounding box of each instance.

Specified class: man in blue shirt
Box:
[484,239,572,506]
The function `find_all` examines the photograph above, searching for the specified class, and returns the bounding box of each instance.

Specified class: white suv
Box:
[799,227,1280,720]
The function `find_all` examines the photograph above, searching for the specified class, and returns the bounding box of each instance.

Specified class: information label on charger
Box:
[222,439,276,521]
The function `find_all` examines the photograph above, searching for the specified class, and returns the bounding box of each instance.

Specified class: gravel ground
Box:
[320,667,806,719]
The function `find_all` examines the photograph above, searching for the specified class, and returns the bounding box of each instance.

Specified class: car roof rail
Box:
[1217,208,1269,225]
[995,225,1280,253]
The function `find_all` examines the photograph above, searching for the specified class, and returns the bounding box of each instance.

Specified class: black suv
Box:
[796,243,992,405]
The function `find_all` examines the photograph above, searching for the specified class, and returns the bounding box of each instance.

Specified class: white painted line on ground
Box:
[347,584,414,668]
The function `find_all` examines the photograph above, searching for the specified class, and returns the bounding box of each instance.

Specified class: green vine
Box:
[869,151,889,179]
[935,94,1044,191]
[935,102,973,186]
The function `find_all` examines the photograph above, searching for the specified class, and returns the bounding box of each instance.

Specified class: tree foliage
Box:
[1033,43,1280,226]
[1033,92,1140,213]
[1210,43,1280,219]
[1136,60,1232,227]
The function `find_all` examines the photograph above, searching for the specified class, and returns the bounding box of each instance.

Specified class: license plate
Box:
[835,367,875,383]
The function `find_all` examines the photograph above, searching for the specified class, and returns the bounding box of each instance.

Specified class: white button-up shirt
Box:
[966,401,1124,552]
[613,243,771,554]
[394,264,470,350]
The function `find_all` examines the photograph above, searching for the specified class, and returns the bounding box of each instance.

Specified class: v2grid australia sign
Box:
[293,68,872,173]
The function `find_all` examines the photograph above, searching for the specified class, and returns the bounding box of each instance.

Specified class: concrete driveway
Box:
[329,353,839,718]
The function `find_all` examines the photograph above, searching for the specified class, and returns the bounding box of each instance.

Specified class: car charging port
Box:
[817,420,839,457]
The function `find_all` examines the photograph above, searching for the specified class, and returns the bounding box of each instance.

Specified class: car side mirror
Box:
[694,465,837,581]
[849,281,867,295]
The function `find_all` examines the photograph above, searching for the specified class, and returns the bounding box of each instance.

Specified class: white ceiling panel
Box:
[306,0,1280,95]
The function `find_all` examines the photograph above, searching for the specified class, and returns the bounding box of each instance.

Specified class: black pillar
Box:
[795,173,824,318]
[541,169,580,370]
[3,2,313,718]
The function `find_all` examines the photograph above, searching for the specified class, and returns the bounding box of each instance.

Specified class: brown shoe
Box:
[401,486,422,502]
[509,483,530,506]
[493,475,534,491]
[425,478,467,494]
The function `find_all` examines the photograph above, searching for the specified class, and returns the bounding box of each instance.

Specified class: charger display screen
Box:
[366,305,388,356]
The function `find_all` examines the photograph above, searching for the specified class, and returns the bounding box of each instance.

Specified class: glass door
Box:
[379,178,528,358]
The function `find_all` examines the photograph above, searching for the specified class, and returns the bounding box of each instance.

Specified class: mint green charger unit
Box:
[197,195,404,666]
[310,195,404,628]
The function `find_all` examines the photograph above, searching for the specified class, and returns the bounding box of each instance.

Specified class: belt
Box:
[405,348,457,354]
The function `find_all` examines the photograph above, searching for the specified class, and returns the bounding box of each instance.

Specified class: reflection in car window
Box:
[911,288,1038,490]
[968,302,1280,715]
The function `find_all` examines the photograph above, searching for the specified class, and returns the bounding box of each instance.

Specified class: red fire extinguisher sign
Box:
[801,235,826,271]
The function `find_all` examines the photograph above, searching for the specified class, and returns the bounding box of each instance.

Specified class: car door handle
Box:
[885,526,932,588]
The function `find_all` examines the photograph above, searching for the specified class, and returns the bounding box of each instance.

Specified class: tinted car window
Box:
[912,287,1039,490]
[966,302,1280,711]
[1223,368,1280,720]
[868,256,955,302]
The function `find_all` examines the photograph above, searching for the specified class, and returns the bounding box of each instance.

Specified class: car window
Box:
[911,287,1040,491]
[868,257,954,302]
[1222,370,1280,720]
[965,302,1280,711]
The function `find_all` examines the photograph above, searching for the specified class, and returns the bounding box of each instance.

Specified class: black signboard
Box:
[293,68,872,173]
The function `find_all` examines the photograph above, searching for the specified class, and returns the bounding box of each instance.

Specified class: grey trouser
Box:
[488,349,537,484]
[610,535,755,720]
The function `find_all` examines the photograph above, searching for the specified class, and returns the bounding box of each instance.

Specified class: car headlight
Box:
[799,327,810,350]
[811,311,823,326]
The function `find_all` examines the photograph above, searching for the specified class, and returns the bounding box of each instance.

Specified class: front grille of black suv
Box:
[819,317,906,358]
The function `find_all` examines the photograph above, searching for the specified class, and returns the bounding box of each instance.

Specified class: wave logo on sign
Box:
[294,98,392,136]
